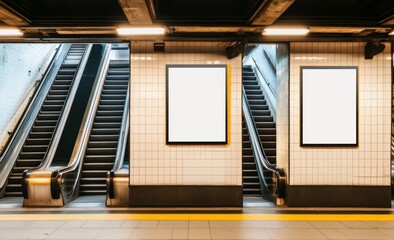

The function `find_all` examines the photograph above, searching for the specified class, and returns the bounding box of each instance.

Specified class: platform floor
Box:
[0,197,394,239]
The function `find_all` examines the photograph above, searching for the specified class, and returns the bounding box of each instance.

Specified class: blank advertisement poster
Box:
[166,65,227,144]
[301,66,358,146]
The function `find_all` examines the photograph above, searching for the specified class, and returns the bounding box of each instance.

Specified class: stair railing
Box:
[0,44,70,197]
[21,44,112,206]
[242,88,286,199]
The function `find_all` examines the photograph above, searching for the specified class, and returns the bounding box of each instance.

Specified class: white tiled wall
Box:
[130,42,242,186]
[0,44,56,151]
[290,42,391,186]
[276,44,289,172]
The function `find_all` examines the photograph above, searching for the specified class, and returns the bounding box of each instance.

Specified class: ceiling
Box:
[0,0,392,40]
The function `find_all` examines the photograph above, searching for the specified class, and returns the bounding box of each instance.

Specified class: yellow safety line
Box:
[0,213,393,221]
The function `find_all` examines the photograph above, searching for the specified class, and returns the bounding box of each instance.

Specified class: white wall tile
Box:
[0,44,56,151]
[289,42,391,186]
[130,41,242,186]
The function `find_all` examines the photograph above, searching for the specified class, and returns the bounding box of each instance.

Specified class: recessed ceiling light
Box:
[263,27,309,36]
[0,28,23,36]
[117,27,165,36]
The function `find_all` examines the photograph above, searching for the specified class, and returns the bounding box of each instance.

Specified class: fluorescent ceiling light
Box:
[263,27,309,36]
[117,27,165,36]
[0,29,23,36]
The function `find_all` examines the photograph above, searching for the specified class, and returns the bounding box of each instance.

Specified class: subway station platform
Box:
[0,197,394,240]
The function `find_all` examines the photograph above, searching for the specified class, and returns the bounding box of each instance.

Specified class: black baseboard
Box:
[287,185,391,207]
[129,185,243,207]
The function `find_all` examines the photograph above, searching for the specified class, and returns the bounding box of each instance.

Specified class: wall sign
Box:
[301,66,358,146]
[166,64,227,144]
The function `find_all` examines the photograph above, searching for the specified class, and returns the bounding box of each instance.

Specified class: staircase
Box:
[5,44,86,197]
[80,60,129,195]
[242,65,276,196]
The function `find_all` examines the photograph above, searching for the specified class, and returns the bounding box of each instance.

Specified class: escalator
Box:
[242,65,277,196]
[5,44,88,197]
[80,60,129,195]
[242,65,285,202]
[21,45,130,206]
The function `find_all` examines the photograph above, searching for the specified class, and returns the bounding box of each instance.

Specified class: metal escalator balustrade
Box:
[5,44,87,197]
[80,60,129,195]
[242,65,286,202]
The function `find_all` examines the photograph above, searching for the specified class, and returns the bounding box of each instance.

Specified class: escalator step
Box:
[79,190,107,195]
[94,116,122,122]
[84,154,116,161]
[98,105,125,110]
[99,99,125,105]
[25,138,51,145]
[34,120,57,126]
[29,132,53,138]
[105,77,128,81]
[18,152,46,159]
[247,95,264,100]
[96,110,123,116]
[90,135,119,141]
[93,122,121,128]
[82,163,114,170]
[91,128,120,134]
[16,159,43,167]
[22,145,48,152]
[100,94,126,100]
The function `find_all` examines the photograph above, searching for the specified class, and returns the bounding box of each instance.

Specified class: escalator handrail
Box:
[112,86,129,171]
[242,88,286,198]
[35,44,93,170]
[0,44,71,191]
[50,45,112,200]
[107,86,129,199]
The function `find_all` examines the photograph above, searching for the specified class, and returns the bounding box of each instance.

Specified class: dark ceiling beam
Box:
[250,0,295,25]
[0,1,30,26]
[381,16,394,26]
[118,0,153,25]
